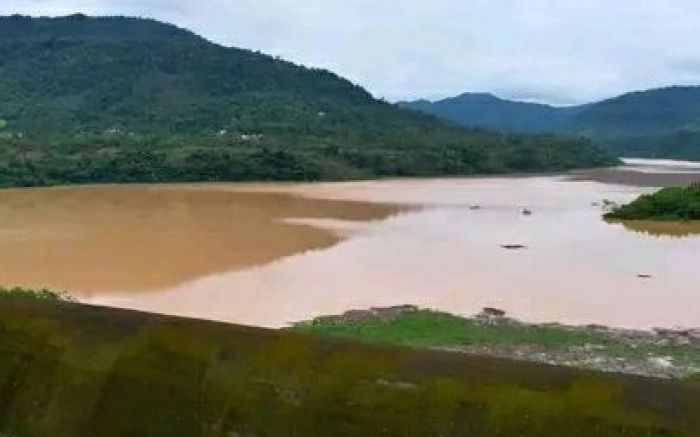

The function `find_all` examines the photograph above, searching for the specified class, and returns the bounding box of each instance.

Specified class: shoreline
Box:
[292,305,700,380]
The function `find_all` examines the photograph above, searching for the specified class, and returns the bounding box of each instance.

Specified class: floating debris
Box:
[501,244,528,250]
[479,307,506,318]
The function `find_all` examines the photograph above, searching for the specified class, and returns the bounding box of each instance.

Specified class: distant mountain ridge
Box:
[400,86,700,161]
[0,15,614,187]
[399,93,581,134]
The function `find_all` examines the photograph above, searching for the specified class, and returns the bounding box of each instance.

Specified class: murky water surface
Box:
[1,161,698,329]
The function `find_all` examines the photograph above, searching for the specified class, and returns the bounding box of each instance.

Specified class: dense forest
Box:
[0,15,614,187]
[605,186,700,220]
[401,87,700,161]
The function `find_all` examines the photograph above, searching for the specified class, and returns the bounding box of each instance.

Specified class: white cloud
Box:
[3,0,700,104]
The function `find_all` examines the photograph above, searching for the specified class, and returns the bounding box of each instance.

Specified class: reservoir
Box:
[0,159,698,329]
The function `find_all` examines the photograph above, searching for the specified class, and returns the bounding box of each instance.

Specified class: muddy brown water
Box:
[0,159,699,329]
[0,185,401,291]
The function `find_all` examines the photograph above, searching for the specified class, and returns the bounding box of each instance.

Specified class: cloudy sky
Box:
[3,1,700,105]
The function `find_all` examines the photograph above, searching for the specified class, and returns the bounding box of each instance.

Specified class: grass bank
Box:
[1,297,699,436]
[292,307,700,379]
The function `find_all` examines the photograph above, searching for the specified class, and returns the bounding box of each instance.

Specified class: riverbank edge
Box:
[4,296,700,436]
[291,305,700,380]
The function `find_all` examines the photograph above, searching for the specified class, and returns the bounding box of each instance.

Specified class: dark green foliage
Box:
[0,16,615,187]
[605,186,700,220]
[0,286,75,302]
[1,297,699,436]
[604,130,700,161]
[402,86,700,160]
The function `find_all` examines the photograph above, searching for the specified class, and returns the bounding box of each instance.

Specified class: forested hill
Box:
[399,93,580,134]
[575,87,700,136]
[575,87,700,159]
[0,15,614,187]
[0,14,374,135]
[401,86,700,161]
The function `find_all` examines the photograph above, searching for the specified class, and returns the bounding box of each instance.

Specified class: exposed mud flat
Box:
[571,158,700,187]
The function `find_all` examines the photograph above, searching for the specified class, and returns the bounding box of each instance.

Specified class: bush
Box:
[605,186,700,220]
[0,286,76,302]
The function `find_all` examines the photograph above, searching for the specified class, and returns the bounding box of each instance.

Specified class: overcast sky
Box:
[3,1,700,105]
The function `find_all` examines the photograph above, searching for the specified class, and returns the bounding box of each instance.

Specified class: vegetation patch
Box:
[292,306,700,379]
[0,297,699,436]
[294,307,604,348]
[0,286,75,302]
[605,186,700,220]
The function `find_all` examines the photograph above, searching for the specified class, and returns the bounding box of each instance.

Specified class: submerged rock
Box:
[653,328,700,347]
[480,307,506,318]
[501,244,528,250]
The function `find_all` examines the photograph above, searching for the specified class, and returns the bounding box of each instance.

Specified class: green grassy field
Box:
[1,297,699,436]
[293,309,700,379]
[293,310,606,348]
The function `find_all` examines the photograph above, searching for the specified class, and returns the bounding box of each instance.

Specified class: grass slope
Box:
[1,297,699,436]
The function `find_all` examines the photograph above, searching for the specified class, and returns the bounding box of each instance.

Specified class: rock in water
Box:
[480,307,506,318]
[501,244,528,250]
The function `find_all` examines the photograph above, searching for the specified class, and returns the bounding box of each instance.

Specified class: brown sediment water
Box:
[1,161,699,330]
[0,185,402,292]
[608,219,700,238]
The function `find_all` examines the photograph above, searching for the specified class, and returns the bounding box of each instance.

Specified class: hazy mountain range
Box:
[400,87,700,160]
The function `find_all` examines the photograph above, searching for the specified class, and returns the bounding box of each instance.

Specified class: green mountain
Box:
[0,15,613,187]
[399,93,581,134]
[401,86,700,161]
[576,87,700,160]
[575,87,700,136]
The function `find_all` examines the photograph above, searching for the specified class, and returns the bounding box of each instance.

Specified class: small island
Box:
[604,185,700,221]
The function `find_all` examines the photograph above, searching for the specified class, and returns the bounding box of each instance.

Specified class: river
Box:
[0,159,698,329]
